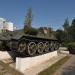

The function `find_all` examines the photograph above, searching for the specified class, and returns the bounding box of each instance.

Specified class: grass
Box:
[38,56,70,75]
[0,61,24,75]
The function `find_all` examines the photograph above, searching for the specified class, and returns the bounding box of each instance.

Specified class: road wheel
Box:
[50,41,55,51]
[27,42,36,56]
[54,42,59,50]
[37,42,44,54]
[18,39,26,53]
[44,42,49,52]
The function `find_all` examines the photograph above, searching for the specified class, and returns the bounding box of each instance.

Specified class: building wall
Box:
[4,21,14,31]
[0,18,5,30]
[0,18,16,32]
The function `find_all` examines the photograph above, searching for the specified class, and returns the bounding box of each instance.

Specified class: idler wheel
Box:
[44,42,49,52]
[50,42,55,51]
[18,39,26,53]
[54,42,59,50]
[37,42,44,54]
[27,42,36,56]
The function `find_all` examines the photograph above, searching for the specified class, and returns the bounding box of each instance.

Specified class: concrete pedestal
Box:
[0,51,11,60]
[16,51,57,73]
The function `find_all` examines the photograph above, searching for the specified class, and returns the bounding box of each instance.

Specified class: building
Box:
[3,21,14,31]
[0,18,16,33]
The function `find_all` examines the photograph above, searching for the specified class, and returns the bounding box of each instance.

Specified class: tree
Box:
[62,18,75,41]
[55,29,65,41]
[68,18,75,41]
[48,27,53,37]
[63,18,70,41]
[24,8,32,30]
[63,18,69,31]
[71,19,75,26]
[23,8,38,35]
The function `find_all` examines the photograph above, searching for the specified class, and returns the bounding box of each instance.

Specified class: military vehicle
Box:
[0,28,60,57]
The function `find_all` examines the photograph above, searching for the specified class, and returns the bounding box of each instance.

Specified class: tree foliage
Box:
[56,18,75,45]
[55,29,65,41]
[63,18,70,41]
[68,19,75,41]
[63,18,69,32]
[24,8,32,28]
[23,8,38,35]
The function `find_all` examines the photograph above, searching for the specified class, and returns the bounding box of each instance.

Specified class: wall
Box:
[0,51,11,60]
[0,18,15,32]
[16,51,58,73]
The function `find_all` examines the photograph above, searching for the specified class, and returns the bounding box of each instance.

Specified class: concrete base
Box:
[59,47,68,51]
[16,51,57,73]
[0,51,11,60]
[60,51,69,54]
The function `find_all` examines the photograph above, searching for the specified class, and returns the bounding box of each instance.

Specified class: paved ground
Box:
[24,54,66,75]
[0,52,75,75]
[0,59,23,75]
[53,54,75,75]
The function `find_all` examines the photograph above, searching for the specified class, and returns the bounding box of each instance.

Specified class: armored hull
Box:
[0,29,60,57]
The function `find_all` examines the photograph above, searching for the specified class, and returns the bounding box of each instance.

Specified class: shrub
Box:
[62,40,72,47]
[67,42,75,54]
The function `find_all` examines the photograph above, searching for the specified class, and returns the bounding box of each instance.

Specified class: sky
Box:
[0,0,75,30]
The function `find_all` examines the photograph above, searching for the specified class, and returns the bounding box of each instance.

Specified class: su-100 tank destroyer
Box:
[0,28,60,57]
